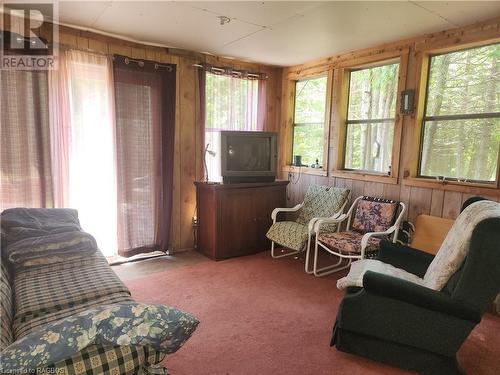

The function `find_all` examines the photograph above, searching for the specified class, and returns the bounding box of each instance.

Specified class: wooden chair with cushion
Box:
[312,196,406,277]
[266,185,350,273]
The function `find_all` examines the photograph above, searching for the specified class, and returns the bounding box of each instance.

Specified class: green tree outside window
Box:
[292,76,327,167]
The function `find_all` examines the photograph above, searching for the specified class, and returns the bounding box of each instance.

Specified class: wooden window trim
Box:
[283,165,328,177]
[331,49,409,185]
[283,70,333,176]
[402,177,500,195]
[403,38,500,193]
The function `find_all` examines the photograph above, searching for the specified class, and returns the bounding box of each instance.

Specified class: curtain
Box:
[49,50,117,257]
[113,55,176,257]
[1,70,54,209]
[1,50,175,259]
[203,71,267,181]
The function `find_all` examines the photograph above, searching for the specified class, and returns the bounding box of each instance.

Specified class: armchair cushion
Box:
[318,231,383,255]
[352,198,398,234]
[296,186,349,226]
[266,221,308,251]
[377,240,434,278]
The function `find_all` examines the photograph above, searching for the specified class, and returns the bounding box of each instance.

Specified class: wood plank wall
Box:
[7,23,282,252]
[279,17,500,223]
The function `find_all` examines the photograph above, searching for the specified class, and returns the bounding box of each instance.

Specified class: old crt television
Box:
[220,131,277,183]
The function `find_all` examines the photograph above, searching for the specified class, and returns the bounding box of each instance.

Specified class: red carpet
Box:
[124,251,500,375]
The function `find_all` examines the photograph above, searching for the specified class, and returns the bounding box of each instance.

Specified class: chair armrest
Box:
[362,271,481,323]
[307,212,343,234]
[377,240,434,277]
[360,226,397,250]
[313,214,348,234]
[271,203,303,222]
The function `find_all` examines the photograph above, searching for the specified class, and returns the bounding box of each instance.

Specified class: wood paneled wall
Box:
[279,17,500,223]
[8,24,282,252]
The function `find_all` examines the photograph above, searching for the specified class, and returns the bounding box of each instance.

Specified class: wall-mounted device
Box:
[400,89,415,115]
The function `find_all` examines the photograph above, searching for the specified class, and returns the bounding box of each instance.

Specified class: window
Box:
[344,63,399,174]
[204,72,263,181]
[292,76,328,167]
[66,52,117,256]
[419,44,500,183]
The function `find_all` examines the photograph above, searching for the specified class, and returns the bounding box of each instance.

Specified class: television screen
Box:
[220,131,277,183]
[226,136,271,172]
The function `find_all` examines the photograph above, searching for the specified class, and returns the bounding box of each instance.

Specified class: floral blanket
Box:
[0,302,200,373]
[1,208,97,267]
[1,208,82,247]
[423,200,500,290]
[337,259,424,290]
[4,231,97,266]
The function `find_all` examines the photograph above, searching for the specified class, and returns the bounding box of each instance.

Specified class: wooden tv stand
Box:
[194,180,289,260]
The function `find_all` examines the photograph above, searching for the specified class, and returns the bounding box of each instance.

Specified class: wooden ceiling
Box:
[57,1,500,66]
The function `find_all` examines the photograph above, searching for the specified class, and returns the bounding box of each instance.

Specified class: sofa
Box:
[0,208,198,374]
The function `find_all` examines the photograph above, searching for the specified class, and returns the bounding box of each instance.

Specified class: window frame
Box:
[286,70,333,176]
[331,50,408,184]
[292,73,330,171]
[417,44,500,185]
[403,39,500,193]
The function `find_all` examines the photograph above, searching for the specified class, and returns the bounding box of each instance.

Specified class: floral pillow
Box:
[0,302,199,373]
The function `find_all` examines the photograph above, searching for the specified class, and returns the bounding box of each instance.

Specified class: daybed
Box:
[0,208,198,374]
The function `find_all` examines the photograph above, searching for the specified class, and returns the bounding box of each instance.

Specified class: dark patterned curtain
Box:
[113,55,176,257]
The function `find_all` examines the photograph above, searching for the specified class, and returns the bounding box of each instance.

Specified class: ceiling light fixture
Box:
[218,16,231,26]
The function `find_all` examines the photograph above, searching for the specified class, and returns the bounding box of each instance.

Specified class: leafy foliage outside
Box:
[420,43,500,182]
[345,63,399,173]
[204,73,260,181]
[292,76,327,166]
[205,73,259,131]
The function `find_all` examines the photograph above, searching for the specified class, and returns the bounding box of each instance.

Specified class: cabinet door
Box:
[253,186,286,249]
[218,188,259,259]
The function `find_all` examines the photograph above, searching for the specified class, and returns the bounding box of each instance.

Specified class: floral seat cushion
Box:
[318,231,384,255]
[266,221,309,252]
[352,198,398,234]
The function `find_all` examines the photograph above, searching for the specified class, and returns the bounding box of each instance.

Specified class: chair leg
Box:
[313,240,352,277]
[271,241,302,259]
[305,235,314,274]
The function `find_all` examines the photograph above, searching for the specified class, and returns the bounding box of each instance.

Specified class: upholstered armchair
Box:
[266,185,350,273]
[331,199,500,375]
[312,196,406,276]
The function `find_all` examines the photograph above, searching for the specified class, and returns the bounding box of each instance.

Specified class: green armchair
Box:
[331,199,500,374]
